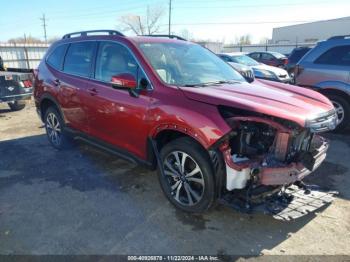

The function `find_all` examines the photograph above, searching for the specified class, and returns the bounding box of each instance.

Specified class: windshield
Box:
[138,42,245,86]
[231,55,259,66]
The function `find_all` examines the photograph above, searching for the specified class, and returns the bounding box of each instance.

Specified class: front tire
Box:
[44,107,72,149]
[328,95,350,131]
[8,100,26,111]
[158,137,216,213]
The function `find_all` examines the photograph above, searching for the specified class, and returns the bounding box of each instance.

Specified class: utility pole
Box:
[168,0,172,36]
[40,14,48,44]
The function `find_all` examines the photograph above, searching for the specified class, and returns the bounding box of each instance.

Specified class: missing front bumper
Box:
[221,135,329,189]
[258,140,329,186]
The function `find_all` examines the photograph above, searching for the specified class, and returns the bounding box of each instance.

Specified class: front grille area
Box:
[306,110,338,133]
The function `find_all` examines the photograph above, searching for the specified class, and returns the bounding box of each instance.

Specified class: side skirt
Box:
[64,127,154,169]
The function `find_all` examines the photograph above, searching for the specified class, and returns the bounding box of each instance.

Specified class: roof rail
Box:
[62,30,124,39]
[327,35,350,40]
[141,34,187,41]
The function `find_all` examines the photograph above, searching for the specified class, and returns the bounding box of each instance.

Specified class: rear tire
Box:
[328,94,350,131]
[44,107,73,149]
[157,137,216,213]
[8,100,26,111]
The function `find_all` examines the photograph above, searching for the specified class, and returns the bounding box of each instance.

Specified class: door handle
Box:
[53,79,61,86]
[87,87,98,96]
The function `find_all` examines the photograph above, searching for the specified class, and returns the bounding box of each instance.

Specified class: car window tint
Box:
[63,42,95,77]
[250,53,260,59]
[47,44,67,70]
[261,53,273,60]
[95,42,137,82]
[315,45,350,66]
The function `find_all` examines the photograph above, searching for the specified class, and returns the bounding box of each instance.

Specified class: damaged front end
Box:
[215,107,338,220]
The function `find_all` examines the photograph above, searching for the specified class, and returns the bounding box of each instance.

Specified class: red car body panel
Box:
[34,35,334,162]
[179,79,333,127]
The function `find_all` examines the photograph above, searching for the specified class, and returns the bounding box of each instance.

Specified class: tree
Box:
[48,37,60,44]
[8,35,43,44]
[179,29,193,40]
[235,34,252,45]
[118,5,164,35]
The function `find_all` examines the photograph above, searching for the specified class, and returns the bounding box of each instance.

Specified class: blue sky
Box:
[1,0,349,43]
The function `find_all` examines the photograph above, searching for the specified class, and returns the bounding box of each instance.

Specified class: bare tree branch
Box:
[117,5,164,35]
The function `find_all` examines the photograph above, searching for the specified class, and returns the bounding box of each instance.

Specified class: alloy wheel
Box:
[46,112,62,146]
[163,151,205,206]
[331,100,345,125]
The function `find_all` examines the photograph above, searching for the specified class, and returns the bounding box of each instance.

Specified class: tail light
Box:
[284,59,288,65]
[22,80,32,88]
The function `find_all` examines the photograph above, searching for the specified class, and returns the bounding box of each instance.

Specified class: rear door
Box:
[261,53,276,66]
[58,41,96,133]
[84,41,153,159]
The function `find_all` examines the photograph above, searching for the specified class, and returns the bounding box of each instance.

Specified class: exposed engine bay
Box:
[213,106,337,220]
[216,106,335,191]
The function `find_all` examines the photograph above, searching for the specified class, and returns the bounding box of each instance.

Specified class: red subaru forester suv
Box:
[34,30,337,216]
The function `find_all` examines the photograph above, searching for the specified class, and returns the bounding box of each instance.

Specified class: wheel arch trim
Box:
[314,81,350,97]
[39,93,65,122]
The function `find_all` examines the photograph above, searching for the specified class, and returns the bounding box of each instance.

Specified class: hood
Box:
[179,80,333,127]
[252,63,288,76]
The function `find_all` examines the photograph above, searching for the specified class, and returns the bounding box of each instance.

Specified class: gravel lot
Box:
[0,101,350,256]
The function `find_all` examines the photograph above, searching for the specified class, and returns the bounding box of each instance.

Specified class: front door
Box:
[261,53,276,66]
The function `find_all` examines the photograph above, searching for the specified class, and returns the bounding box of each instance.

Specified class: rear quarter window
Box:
[46,44,68,70]
[315,45,350,66]
[63,42,96,77]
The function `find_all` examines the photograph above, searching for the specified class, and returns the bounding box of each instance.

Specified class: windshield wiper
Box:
[183,80,240,87]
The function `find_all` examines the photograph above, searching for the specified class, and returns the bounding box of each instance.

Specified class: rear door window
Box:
[261,53,274,61]
[47,44,68,70]
[315,45,350,66]
[63,42,96,77]
[250,53,260,60]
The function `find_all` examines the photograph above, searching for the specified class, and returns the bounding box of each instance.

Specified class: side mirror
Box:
[111,73,137,89]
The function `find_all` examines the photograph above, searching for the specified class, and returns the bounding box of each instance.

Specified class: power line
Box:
[39,14,48,44]
[158,18,350,27]
[49,4,148,19]
[174,1,333,8]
